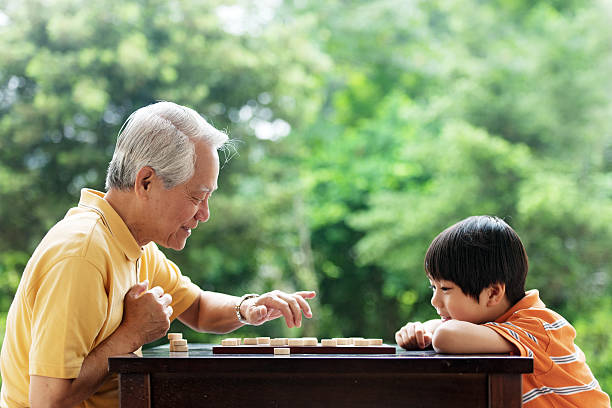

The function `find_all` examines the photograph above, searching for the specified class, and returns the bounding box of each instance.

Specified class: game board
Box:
[211,337,396,354]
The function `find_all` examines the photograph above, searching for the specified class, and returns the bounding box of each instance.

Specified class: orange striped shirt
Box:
[484,290,610,407]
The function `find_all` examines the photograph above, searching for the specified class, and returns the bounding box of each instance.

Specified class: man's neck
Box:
[104,189,146,247]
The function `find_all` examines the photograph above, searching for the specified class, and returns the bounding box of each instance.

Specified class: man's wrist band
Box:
[235,293,259,324]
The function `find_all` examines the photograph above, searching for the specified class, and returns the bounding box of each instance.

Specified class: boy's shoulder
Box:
[487,290,574,352]
[504,290,566,325]
[501,306,571,344]
[507,304,565,324]
[502,291,568,332]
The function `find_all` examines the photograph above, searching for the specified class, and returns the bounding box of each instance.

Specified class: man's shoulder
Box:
[18,212,115,296]
[37,209,115,261]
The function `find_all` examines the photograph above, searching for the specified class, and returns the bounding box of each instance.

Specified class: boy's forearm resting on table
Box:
[423,318,444,333]
[431,320,517,354]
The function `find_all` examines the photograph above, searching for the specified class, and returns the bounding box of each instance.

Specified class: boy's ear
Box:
[485,282,506,306]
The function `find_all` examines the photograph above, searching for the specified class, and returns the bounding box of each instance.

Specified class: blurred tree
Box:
[574,297,612,394]
[302,0,612,325]
[0,0,611,393]
[0,0,331,343]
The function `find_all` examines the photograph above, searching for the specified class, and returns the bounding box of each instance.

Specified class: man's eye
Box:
[440,287,451,292]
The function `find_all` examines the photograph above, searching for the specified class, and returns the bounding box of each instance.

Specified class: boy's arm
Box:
[431,320,519,354]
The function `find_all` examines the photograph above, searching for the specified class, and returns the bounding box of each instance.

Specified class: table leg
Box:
[119,373,151,408]
[489,373,522,408]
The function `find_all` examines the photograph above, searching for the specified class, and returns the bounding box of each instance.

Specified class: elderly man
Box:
[0,101,315,407]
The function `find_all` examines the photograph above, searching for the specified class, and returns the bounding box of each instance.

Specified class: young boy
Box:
[395,215,610,407]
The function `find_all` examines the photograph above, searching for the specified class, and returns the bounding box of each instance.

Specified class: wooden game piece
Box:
[273,347,290,355]
[353,338,369,346]
[256,337,271,345]
[334,338,351,346]
[243,338,258,345]
[169,338,188,351]
[167,333,183,341]
[302,337,318,346]
[270,338,288,346]
[221,338,239,346]
[170,339,187,347]
[170,345,189,352]
[368,338,383,346]
[321,339,337,347]
[287,338,304,346]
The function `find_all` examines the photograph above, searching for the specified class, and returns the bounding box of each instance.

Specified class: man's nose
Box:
[196,200,210,222]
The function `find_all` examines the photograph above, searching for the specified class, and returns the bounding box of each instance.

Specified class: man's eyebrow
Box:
[194,186,217,193]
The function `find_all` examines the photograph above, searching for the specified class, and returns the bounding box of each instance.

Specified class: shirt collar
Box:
[494,289,545,323]
[77,188,143,261]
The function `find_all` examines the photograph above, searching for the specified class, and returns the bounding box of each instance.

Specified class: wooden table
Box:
[108,343,532,408]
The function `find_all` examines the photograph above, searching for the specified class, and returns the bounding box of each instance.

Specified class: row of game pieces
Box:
[220,337,384,347]
[168,333,188,352]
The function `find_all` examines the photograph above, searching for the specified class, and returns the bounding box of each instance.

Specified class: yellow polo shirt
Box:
[0,189,200,407]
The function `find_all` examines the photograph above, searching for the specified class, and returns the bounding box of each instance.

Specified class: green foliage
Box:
[0,251,25,311]
[574,298,612,395]
[0,251,23,387]
[517,172,612,314]
[1,0,611,395]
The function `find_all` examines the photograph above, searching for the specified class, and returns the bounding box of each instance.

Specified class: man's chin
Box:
[172,240,188,251]
[160,238,188,251]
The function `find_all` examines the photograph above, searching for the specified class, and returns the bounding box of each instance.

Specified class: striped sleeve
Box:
[485,313,610,407]
[484,319,542,360]
[522,379,602,405]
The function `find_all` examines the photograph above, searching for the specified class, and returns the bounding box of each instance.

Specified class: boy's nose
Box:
[430,292,441,309]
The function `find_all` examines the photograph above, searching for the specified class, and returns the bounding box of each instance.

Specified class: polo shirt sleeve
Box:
[29,257,107,379]
[140,243,200,321]
[484,317,550,359]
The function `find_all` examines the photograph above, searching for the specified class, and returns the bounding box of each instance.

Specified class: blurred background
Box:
[0,0,610,393]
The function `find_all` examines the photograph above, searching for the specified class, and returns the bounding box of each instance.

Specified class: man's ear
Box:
[134,166,156,198]
[486,282,506,307]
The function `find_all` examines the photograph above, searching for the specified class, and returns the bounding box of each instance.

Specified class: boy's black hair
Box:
[424,215,528,305]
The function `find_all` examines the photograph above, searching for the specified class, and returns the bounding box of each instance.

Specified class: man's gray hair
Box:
[105,101,229,191]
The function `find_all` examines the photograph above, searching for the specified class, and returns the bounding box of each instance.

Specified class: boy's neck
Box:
[486,296,514,323]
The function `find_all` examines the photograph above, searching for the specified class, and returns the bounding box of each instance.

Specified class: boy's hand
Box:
[395,321,433,349]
